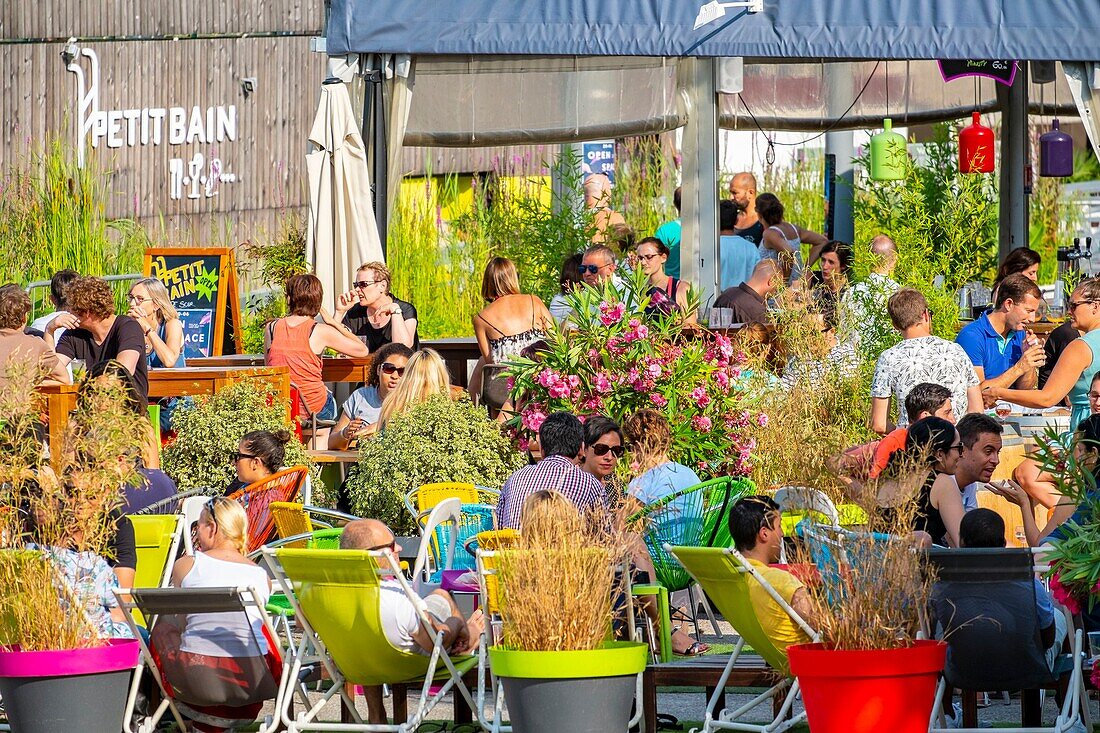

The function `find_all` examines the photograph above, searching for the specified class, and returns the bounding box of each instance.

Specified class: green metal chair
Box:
[629,476,755,639]
[263,547,478,733]
[670,546,819,733]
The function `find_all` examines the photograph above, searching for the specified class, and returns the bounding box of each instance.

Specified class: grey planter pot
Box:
[488,641,648,733]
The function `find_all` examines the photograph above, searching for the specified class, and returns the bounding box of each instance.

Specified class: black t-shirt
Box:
[342,298,420,352]
[1040,321,1081,388]
[108,511,137,570]
[57,315,149,402]
[734,219,765,246]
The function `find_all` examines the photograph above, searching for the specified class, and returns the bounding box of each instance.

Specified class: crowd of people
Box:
[7,167,1100,731]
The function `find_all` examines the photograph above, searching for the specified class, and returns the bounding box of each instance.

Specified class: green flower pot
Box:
[488,641,648,733]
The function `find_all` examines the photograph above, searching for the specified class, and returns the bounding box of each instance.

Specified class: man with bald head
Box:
[583,173,626,244]
[841,234,902,356]
[729,172,764,246]
[714,258,782,325]
[340,519,484,723]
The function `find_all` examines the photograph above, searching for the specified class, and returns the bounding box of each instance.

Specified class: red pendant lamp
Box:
[959,111,995,174]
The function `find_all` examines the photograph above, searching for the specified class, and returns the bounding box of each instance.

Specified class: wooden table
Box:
[189,337,482,388]
[306,449,358,464]
[148,366,291,417]
[35,382,78,465]
[189,355,374,384]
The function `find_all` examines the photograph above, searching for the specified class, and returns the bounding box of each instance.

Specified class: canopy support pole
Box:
[362,55,389,255]
[997,63,1030,261]
[825,63,855,245]
[679,58,720,307]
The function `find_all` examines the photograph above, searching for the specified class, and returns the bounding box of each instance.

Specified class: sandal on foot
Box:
[674,641,710,657]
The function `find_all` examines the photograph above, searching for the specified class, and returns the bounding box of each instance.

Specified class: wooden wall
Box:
[1,1,324,245]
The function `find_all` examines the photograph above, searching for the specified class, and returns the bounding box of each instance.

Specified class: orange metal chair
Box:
[228,467,308,553]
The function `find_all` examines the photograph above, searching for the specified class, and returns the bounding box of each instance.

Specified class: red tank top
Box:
[266,318,326,413]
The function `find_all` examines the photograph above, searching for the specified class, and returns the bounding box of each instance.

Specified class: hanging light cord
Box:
[736,60,882,163]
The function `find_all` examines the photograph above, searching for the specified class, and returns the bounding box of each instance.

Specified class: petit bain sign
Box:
[937,60,1018,86]
[143,247,242,358]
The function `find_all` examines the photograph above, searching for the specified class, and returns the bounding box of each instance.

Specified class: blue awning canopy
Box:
[327,0,1100,61]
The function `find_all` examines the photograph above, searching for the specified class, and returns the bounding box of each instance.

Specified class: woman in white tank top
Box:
[159,497,276,731]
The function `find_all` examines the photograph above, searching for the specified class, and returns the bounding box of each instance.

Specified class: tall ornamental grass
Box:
[0,361,145,651]
[0,138,147,313]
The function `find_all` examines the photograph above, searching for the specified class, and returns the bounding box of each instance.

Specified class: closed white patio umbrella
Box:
[306,79,384,314]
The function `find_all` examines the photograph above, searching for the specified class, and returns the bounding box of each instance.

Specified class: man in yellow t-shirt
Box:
[728,496,817,652]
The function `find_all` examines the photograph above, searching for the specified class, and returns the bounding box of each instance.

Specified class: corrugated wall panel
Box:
[1,36,323,244]
[0,1,321,41]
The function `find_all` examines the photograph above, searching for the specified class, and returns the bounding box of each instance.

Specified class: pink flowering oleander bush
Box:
[1030,426,1100,612]
[504,270,761,476]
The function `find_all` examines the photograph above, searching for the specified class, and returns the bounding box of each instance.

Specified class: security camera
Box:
[61,37,79,66]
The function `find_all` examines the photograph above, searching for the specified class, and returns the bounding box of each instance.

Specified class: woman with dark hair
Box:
[810,240,854,329]
[579,416,625,500]
[224,429,294,495]
[755,192,829,283]
[992,247,1042,296]
[548,254,584,324]
[877,415,965,546]
[329,342,414,449]
[636,237,695,322]
[265,273,369,421]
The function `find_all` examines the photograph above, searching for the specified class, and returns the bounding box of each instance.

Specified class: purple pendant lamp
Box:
[1039,119,1074,177]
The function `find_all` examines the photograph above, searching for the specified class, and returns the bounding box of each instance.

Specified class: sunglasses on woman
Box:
[379,362,406,376]
[590,443,624,457]
[229,451,257,463]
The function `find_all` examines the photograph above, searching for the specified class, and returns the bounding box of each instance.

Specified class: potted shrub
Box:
[0,361,147,732]
[344,394,525,537]
[488,497,648,733]
[504,269,762,477]
[161,379,322,499]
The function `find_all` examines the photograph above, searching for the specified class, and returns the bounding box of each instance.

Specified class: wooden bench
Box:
[642,654,781,733]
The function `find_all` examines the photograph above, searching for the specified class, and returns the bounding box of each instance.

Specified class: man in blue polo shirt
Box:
[956,273,1045,391]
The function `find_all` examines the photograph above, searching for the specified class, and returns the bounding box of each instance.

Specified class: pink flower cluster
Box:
[535,368,580,399]
[598,301,626,326]
[622,318,650,343]
[1049,572,1082,616]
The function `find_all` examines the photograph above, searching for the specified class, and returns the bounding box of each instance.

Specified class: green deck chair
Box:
[128,514,184,627]
[263,548,478,733]
[669,546,819,733]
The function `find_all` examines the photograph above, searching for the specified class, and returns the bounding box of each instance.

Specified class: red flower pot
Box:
[788,639,946,733]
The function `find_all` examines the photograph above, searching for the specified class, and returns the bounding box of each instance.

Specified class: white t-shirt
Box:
[30,310,69,342]
[871,336,978,427]
[341,385,383,424]
[379,579,423,654]
[180,552,271,657]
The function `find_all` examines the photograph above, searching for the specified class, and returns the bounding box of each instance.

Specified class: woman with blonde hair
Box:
[164,496,275,732]
[471,257,553,407]
[377,348,452,429]
[335,261,419,350]
[128,277,185,369]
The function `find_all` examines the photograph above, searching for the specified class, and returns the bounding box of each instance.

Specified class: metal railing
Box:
[24,272,142,318]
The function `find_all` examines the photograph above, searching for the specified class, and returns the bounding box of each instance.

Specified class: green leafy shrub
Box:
[162,380,323,500]
[345,394,525,536]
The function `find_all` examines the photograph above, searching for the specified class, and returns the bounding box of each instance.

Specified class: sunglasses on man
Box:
[579,264,609,275]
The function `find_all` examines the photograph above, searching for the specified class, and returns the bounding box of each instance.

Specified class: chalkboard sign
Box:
[143,247,242,358]
[938,60,1017,87]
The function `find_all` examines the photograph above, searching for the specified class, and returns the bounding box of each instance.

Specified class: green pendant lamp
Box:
[870,118,907,180]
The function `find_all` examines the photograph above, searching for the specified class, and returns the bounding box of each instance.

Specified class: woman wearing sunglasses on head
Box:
[329,342,414,449]
[224,429,293,495]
